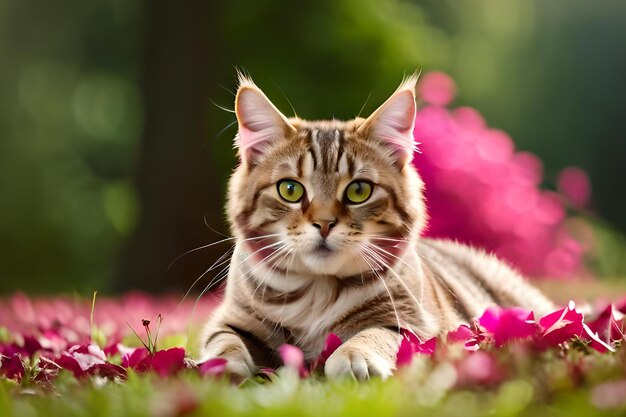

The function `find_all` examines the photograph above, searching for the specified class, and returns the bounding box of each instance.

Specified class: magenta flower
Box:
[417,71,456,106]
[52,344,125,379]
[310,333,342,371]
[538,301,586,348]
[396,328,436,368]
[198,358,228,378]
[122,347,186,377]
[557,166,591,208]
[477,307,538,347]
[584,305,624,353]
[446,324,481,351]
[413,71,589,278]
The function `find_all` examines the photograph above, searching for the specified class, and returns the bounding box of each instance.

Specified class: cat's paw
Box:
[324,344,395,381]
[221,356,255,383]
[201,336,256,383]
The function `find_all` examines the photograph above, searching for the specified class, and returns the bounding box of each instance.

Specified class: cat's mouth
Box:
[312,241,335,257]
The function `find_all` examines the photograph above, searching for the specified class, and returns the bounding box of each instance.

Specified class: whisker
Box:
[169,233,280,271]
[177,244,235,308]
[412,246,464,304]
[355,244,401,332]
[363,243,425,310]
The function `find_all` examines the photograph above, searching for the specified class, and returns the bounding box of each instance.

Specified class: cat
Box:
[199,73,554,380]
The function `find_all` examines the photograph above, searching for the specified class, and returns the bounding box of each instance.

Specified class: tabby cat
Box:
[199,74,554,380]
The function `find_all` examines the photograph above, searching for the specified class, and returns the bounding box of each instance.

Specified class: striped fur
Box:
[199,75,554,380]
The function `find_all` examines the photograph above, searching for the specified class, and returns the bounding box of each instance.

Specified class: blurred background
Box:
[1,0,625,295]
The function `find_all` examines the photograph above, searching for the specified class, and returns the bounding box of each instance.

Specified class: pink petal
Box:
[557,166,591,208]
[396,328,436,366]
[141,347,186,377]
[121,347,150,368]
[418,337,437,355]
[417,71,456,106]
[478,307,538,346]
[396,337,413,367]
[278,344,308,378]
[455,351,504,387]
[447,324,476,344]
[55,353,86,377]
[586,304,624,350]
[72,351,106,371]
[310,333,342,371]
[320,333,342,362]
[199,358,228,377]
[538,301,585,347]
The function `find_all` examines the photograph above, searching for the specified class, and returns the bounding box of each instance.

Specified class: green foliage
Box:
[2,368,626,417]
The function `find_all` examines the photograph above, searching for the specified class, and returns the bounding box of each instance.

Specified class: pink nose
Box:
[312,220,337,238]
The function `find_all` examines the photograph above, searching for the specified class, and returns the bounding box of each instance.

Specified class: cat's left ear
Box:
[234,75,296,165]
[358,74,418,166]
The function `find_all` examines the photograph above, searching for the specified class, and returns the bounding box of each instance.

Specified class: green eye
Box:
[345,181,373,204]
[277,179,305,203]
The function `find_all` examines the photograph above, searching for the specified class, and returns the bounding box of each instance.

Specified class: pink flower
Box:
[412,71,588,278]
[538,301,586,348]
[310,333,342,371]
[198,358,228,378]
[122,347,186,377]
[536,301,614,352]
[585,305,624,353]
[477,307,538,347]
[54,344,106,377]
[557,166,591,208]
[446,324,481,351]
[278,344,308,378]
[52,344,125,379]
[455,351,504,387]
[591,379,626,409]
[417,71,456,106]
[121,347,150,369]
[396,328,436,367]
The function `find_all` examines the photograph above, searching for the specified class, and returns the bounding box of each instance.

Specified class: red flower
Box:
[0,353,25,381]
[122,347,186,377]
[51,344,125,379]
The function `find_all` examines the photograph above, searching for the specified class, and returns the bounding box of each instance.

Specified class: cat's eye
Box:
[277,179,305,203]
[344,180,373,204]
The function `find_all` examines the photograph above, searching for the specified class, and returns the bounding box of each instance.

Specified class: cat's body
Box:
[199,75,554,380]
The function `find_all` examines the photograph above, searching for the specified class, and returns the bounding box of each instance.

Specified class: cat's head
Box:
[227,74,426,278]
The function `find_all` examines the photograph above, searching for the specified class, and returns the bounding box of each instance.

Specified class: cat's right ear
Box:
[234,76,295,165]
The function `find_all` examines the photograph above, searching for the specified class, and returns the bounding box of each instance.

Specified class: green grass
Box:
[3,355,626,417]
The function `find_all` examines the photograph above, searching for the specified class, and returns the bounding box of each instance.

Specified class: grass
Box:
[2,365,626,417]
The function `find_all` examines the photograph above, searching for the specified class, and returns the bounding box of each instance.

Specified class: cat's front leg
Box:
[201,324,256,381]
[325,327,402,380]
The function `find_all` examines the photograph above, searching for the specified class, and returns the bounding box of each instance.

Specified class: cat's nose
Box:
[312,219,337,239]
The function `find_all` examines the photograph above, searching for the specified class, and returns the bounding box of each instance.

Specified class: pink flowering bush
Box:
[414,72,591,278]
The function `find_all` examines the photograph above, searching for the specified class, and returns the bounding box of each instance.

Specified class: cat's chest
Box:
[250,275,385,356]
